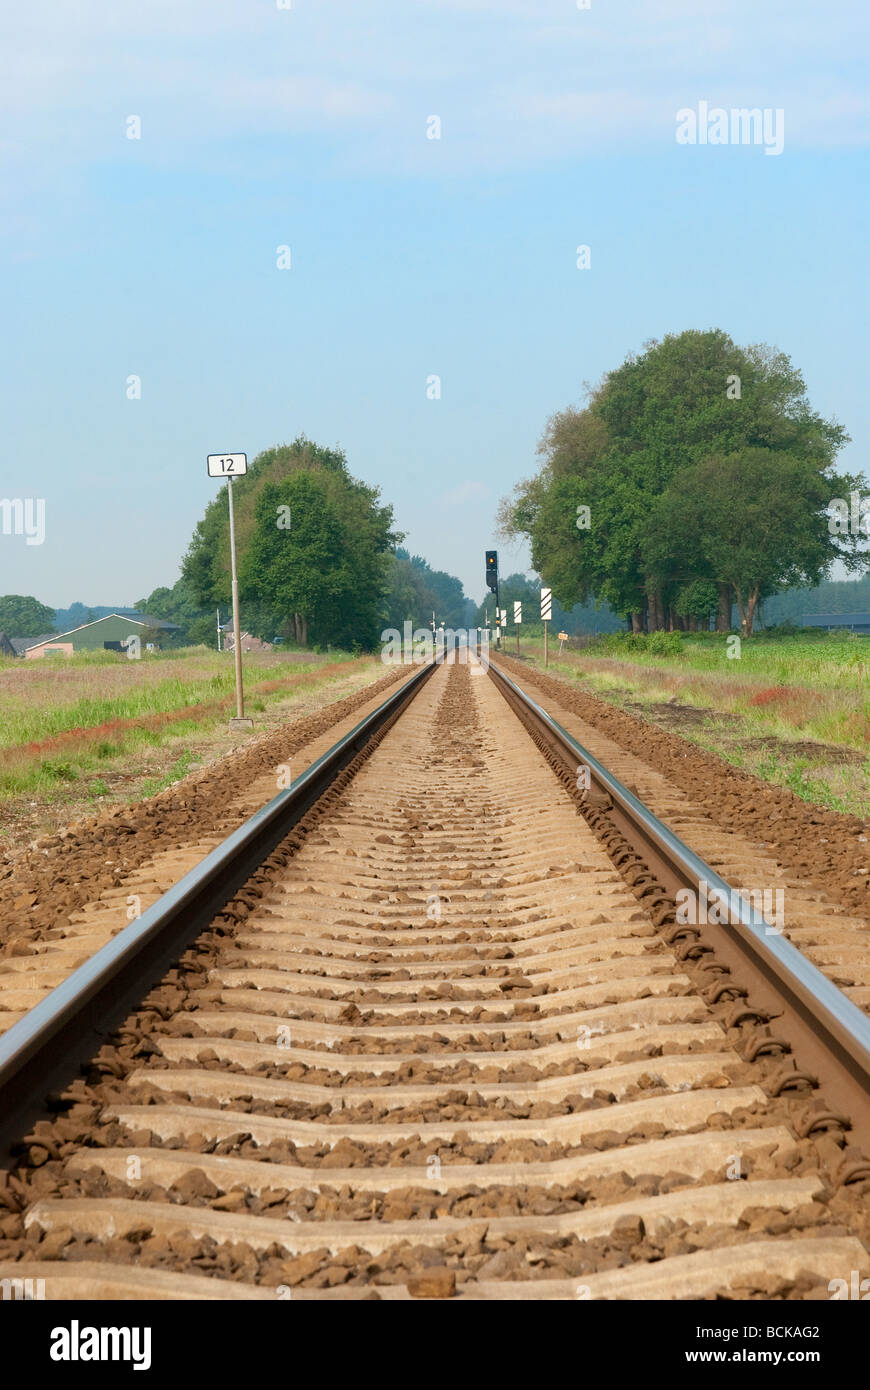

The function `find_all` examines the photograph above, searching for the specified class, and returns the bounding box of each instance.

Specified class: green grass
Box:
[525,628,870,817]
[2,672,242,746]
[584,628,870,690]
[140,749,198,798]
[0,651,355,748]
[0,647,368,802]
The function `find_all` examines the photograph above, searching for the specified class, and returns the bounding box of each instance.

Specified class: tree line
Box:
[499,330,866,636]
[181,436,476,649]
[472,572,623,634]
[0,439,478,654]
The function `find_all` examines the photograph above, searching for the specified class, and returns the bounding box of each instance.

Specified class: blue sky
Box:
[2,0,868,609]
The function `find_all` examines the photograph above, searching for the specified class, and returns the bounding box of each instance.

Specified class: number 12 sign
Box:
[207,453,247,477]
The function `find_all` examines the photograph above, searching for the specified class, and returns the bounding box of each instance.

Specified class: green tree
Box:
[219,442,400,647]
[761,575,870,625]
[0,594,56,636]
[651,449,861,635]
[501,330,853,631]
[383,552,434,630]
[135,576,214,646]
[186,615,220,647]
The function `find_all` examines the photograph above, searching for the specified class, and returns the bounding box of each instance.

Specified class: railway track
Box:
[1,654,869,1300]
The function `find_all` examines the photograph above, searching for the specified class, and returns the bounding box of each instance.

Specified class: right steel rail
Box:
[489,658,870,1164]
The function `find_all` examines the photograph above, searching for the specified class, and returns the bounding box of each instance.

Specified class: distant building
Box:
[220,622,272,654]
[10,632,58,657]
[0,631,16,658]
[800,612,870,635]
[17,613,179,658]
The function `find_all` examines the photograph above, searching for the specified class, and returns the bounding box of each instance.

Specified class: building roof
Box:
[130,613,179,630]
[800,612,870,627]
[23,614,179,651]
[10,633,58,654]
[0,631,17,658]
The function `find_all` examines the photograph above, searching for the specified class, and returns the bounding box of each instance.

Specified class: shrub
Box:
[649,630,683,656]
[601,630,683,656]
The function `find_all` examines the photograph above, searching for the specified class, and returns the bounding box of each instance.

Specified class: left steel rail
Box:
[0,660,436,1152]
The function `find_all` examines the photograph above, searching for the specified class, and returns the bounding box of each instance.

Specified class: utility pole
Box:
[207,453,253,729]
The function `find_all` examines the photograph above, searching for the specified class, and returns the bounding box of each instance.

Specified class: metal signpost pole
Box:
[227,477,245,719]
[207,453,253,729]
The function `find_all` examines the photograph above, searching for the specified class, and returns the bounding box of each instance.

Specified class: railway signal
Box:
[207,452,253,729]
[541,587,552,666]
[485,550,500,647]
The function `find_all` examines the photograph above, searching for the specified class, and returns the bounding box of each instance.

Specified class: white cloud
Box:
[0,0,867,212]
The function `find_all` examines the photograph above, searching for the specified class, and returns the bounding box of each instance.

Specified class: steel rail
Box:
[488,658,870,1156]
[0,660,437,1150]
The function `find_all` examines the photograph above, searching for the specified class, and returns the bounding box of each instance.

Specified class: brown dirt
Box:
[499,657,870,916]
[0,664,408,956]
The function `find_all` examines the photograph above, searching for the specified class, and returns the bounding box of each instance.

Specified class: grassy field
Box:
[517,629,870,816]
[0,646,384,843]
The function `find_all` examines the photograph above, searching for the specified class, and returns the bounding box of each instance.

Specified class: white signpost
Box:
[541,587,552,666]
[207,453,248,478]
[207,453,252,728]
[514,601,522,654]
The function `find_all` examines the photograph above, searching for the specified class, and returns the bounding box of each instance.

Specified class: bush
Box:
[601,630,683,656]
[649,630,683,655]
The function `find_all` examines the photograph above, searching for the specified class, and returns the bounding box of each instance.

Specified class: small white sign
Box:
[207,453,247,477]
[514,601,522,624]
[541,587,552,620]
